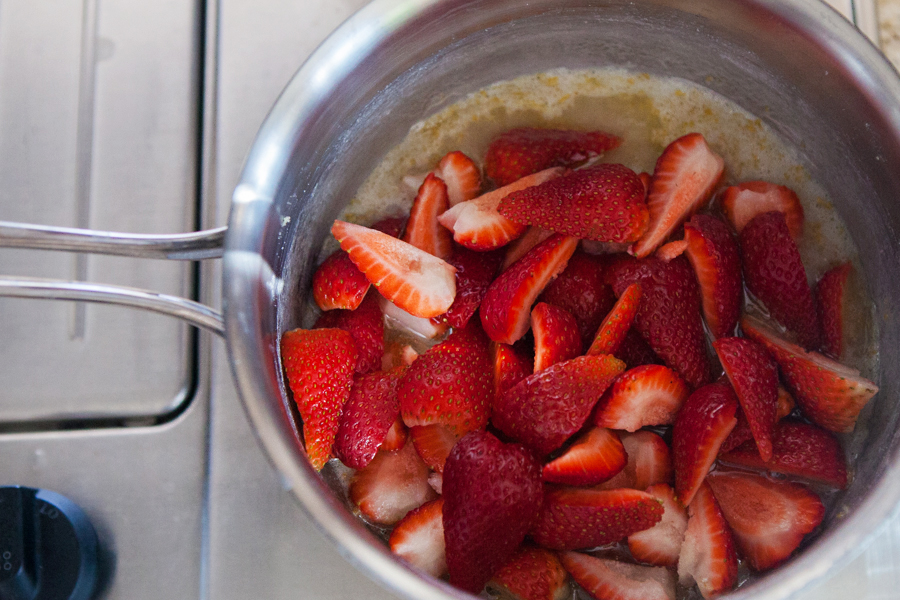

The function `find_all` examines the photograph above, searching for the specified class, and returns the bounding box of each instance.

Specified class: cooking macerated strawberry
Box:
[315,292,384,374]
[559,551,676,600]
[502,226,554,271]
[389,498,446,578]
[631,133,725,258]
[435,151,482,206]
[638,171,652,194]
[816,262,852,359]
[281,328,357,470]
[398,324,493,436]
[720,419,848,489]
[442,430,543,593]
[349,439,438,525]
[616,328,664,368]
[539,249,617,350]
[487,546,569,600]
[484,127,622,187]
[593,364,689,432]
[542,427,627,486]
[719,180,804,240]
[532,487,664,550]
[683,214,742,339]
[312,250,371,311]
[587,282,641,357]
[672,382,739,506]
[597,430,673,491]
[739,211,822,349]
[402,173,453,260]
[531,302,582,372]
[332,220,456,318]
[608,255,711,388]
[628,483,688,568]
[498,164,649,243]
[677,481,738,598]
[333,367,405,470]
[370,215,407,238]
[480,234,579,344]
[741,315,878,432]
[713,336,779,462]
[382,416,408,451]
[493,354,625,455]
[656,239,688,261]
[720,384,795,454]
[491,341,533,399]
[432,246,504,329]
[438,168,566,251]
[409,423,460,473]
[378,294,448,341]
[706,471,825,571]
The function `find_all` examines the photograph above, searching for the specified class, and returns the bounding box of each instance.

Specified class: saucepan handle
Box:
[0,221,227,337]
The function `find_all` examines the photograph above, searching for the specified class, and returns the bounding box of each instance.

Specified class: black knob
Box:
[0,487,99,600]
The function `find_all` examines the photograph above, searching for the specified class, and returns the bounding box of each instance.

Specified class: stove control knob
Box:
[0,487,99,600]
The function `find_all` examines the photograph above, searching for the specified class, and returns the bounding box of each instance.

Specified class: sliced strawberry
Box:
[532,487,664,550]
[683,214,742,339]
[491,341,533,400]
[382,415,408,451]
[631,133,725,258]
[370,215,407,238]
[542,427,627,486]
[312,250,370,311]
[493,354,625,455]
[333,367,405,469]
[410,423,460,473]
[401,345,420,365]
[559,551,676,600]
[398,324,493,435]
[741,315,878,432]
[428,472,443,495]
[628,483,688,568]
[442,430,543,593]
[402,173,453,260]
[349,439,438,525]
[378,294,448,341]
[740,211,822,348]
[677,481,738,598]
[332,220,456,318]
[656,239,687,261]
[498,164,649,242]
[720,180,804,240]
[487,546,569,600]
[281,328,356,470]
[638,171,652,194]
[720,419,848,489]
[707,471,825,571]
[593,364,689,432]
[502,226,554,271]
[720,384,795,454]
[616,328,664,368]
[598,430,673,491]
[484,127,621,186]
[439,168,565,251]
[480,234,579,344]
[532,302,582,372]
[315,292,384,374]
[435,151,482,206]
[432,246,504,329]
[672,382,739,505]
[587,282,641,357]
[389,498,446,577]
[816,262,852,359]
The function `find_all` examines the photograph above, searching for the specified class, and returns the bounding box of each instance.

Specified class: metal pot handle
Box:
[0,221,226,336]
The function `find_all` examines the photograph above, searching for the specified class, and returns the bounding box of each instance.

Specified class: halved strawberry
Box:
[410,423,460,473]
[349,439,438,525]
[532,302,582,372]
[656,239,687,261]
[740,211,822,349]
[638,171,652,194]
[484,127,621,186]
[332,220,456,318]
[382,415,408,451]
[315,292,384,374]
[439,168,565,251]
[432,246,504,329]
[816,262,852,359]
[587,282,641,357]
[677,481,738,598]
[481,234,579,344]
[593,364,689,432]
[402,173,453,260]
[672,382,739,506]
[559,551,676,600]
[389,498,446,578]
[741,315,878,432]
[683,214,742,339]
[493,354,626,455]
[532,487,664,550]
[720,384,795,454]
[707,471,825,571]
[542,427,627,486]
[492,341,533,399]
[487,546,569,600]
[442,430,543,593]
[333,367,405,470]
[312,250,370,311]
[281,328,356,470]
[628,483,688,568]
[598,430,673,491]
[435,151,482,206]
[616,328,664,369]
[502,226,554,271]
[719,180,804,240]
[631,133,725,258]
[498,164,649,242]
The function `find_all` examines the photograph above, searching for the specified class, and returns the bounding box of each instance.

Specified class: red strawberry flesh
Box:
[432,246,503,329]
[628,483,688,568]
[559,551,676,600]
[593,364,689,432]
[587,282,641,357]
[312,250,370,311]
[531,302,582,372]
[487,546,569,600]
[542,426,627,486]
[315,291,384,375]
[389,497,447,577]
[816,261,852,359]
[683,214,742,339]
[435,150,481,206]
[720,180,804,240]
[402,172,453,260]
[677,481,738,598]
[333,367,404,470]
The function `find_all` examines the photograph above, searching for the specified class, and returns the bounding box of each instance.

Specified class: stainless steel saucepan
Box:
[2,1,900,598]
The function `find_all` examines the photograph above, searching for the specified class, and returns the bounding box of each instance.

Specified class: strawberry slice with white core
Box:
[389,498,447,578]
[487,546,569,600]
[587,282,642,357]
[542,426,627,486]
[559,551,676,600]
[501,226,554,271]
[491,341,533,399]
[378,294,448,341]
[531,302,582,372]
[402,173,453,260]
[656,239,688,261]
[677,481,738,598]
[410,423,460,473]
[720,180,804,240]
[628,483,688,568]
[632,133,725,258]
[435,150,482,206]
[597,430,673,491]
[332,220,456,318]
[381,416,408,452]
[593,364,690,432]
